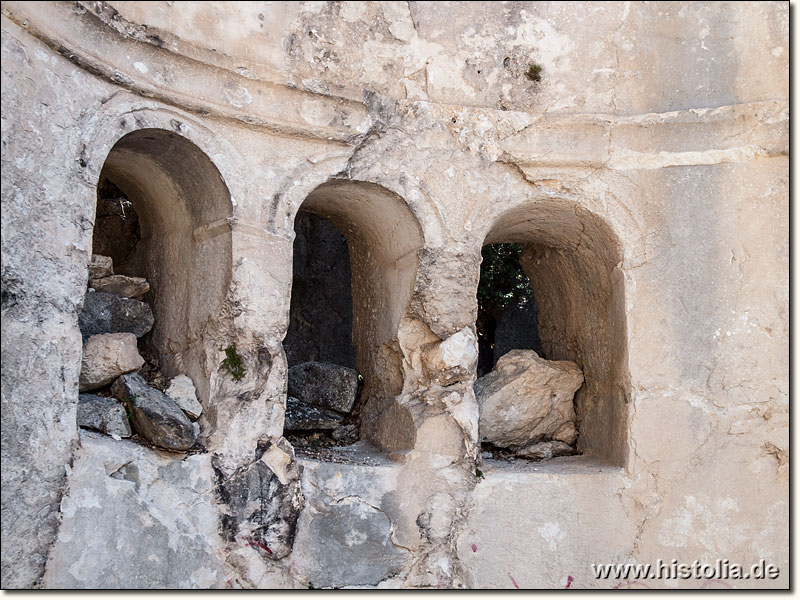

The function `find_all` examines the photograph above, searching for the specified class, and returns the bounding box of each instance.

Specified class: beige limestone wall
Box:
[1,1,787,589]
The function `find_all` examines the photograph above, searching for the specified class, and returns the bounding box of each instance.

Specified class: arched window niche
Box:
[478,200,629,466]
[283,180,424,457]
[91,128,233,411]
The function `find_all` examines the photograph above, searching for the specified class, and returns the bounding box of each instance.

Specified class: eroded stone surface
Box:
[216,438,304,560]
[111,373,197,451]
[78,292,154,341]
[42,431,229,589]
[76,394,132,438]
[475,350,583,451]
[288,362,359,414]
[291,459,409,588]
[79,332,144,392]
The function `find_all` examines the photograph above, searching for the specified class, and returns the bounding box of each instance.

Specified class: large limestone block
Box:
[90,274,149,298]
[79,333,144,392]
[291,459,409,588]
[78,291,154,341]
[288,362,359,413]
[475,350,583,450]
[42,432,229,588]
[77,394,132,438]
[111,373,197,451]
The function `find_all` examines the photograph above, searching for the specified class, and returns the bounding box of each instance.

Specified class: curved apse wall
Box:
[291,179,424,450]
[483,200,629,465]
[95,128,233,412]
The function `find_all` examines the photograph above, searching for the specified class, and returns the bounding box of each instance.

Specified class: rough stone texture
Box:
[475,350,583,450]
[42,431,230,588]
[291,455,471,589]
[79,332,144,392]
[0,0,788,590]
[165,375,203,420]
[76,394,132,438]
[90,274,149,298]
[288,362,359,414]
[422,327,478,387]
[284,396,343,431]
[111,373,197,451]
[87,254,113,280]
[216,438,304,561]
[78,292,154,341]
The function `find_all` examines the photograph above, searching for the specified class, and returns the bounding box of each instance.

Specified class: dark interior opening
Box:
[284,211,356,368]
[283,211,365,453]
[476,243,541,377]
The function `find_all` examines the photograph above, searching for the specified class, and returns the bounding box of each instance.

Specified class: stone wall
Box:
[0,1,788,589]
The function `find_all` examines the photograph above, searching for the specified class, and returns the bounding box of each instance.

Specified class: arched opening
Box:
[477,201,629,465]
[88,128,232,410]
[283,180,423,456]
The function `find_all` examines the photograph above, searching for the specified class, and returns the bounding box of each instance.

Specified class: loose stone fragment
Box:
[90,275,149,298]
[111,373,197,451]
[76,394,132,438]
[284,396,344,430]
[516,440,575,461]
[88,254,113,280]
[79,332,144,392]
[165,375,203,419]
[288,362,359,413]
[475,349,583,451]
[79,291,154,341]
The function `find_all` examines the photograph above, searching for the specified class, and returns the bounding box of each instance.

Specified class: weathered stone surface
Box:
[165,375,203,419]
[284,396,343,430]
[422,327,478,386]
[288,362,359,414]
[475,350,583,450]
[78,292,154,341]
[88,254,113,280]
[42,431,229,588]
[216,438,304,560]
[79,333,144,392]
[111,373,197,451]
[516,440,574,461]
[456,461,638,589]
[90,274,149,298]
[77,394,132,438]
[291,459,410,589]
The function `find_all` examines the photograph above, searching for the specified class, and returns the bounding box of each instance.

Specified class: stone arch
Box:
[286,179,425,447]
[93,127,233,407]
[481,199,630,465]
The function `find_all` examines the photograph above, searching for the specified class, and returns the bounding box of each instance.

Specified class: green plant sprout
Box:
[221,344,246,381]
[526,63,543,82]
